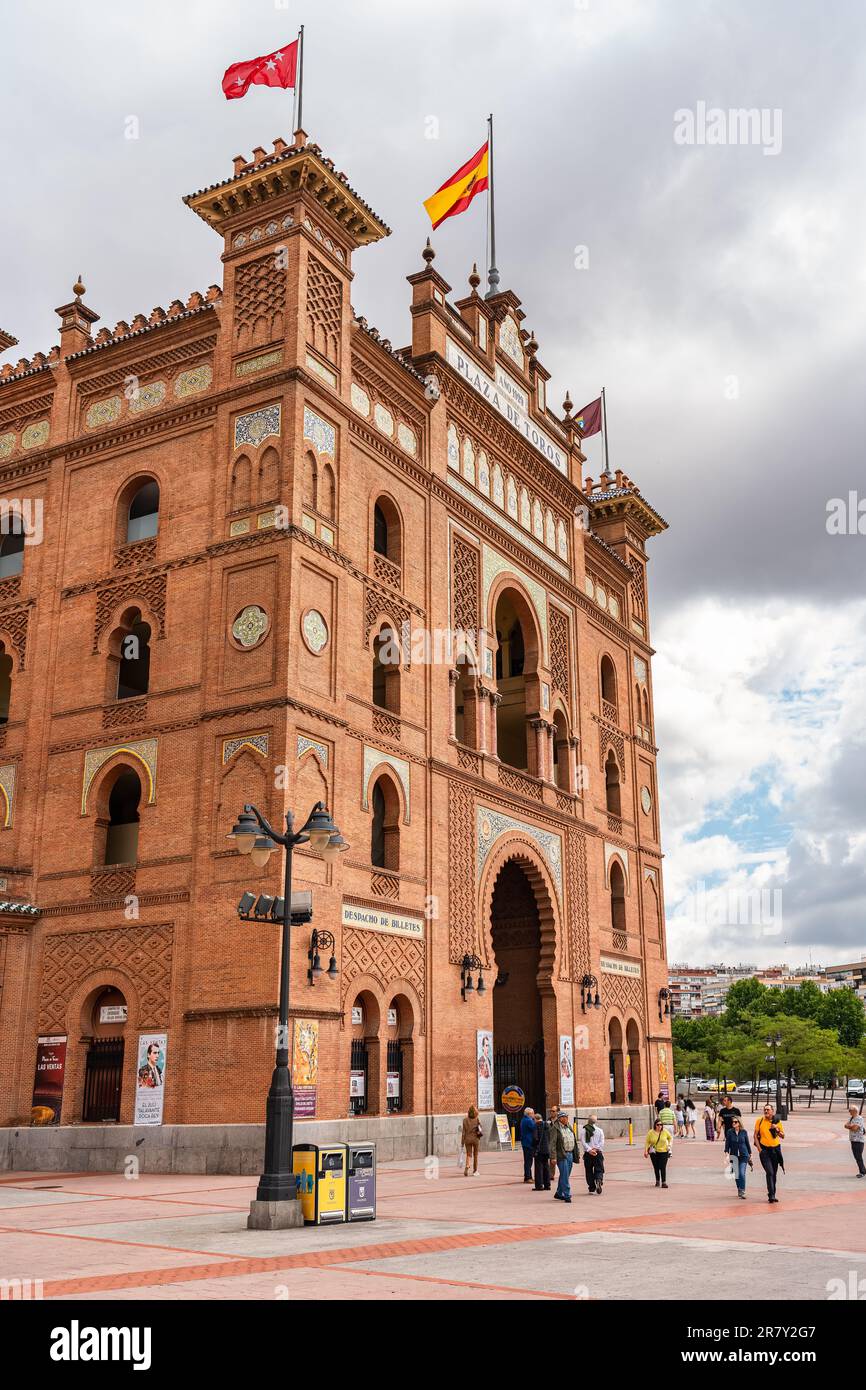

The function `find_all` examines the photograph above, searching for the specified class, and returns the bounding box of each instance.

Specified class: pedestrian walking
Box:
[716,1094,742,1141]
[532,1111,551,1190]
[519,1107,536,1183]
[674,1099,685,1137]
[684,1095,697,1138]
[654,1091,666,1115]
[843,1105,866,1177]
[550,1109,576,1203]
[644,1118,673,1187]
[461,1105,483,1177]
[724,1117,753,1199]
[703,1099,717,1141]
[657,1099,676,1138]
[753,1104,785,1203]
[580,1113,605,1195]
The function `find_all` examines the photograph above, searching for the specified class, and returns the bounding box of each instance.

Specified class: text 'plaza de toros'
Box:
[0,131,672,1163]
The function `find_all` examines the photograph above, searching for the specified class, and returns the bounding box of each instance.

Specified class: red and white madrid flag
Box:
[222,40,299,100]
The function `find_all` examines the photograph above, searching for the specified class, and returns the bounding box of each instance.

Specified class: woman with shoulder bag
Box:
[724,1117,753,1199]
[461,1105,483,1176]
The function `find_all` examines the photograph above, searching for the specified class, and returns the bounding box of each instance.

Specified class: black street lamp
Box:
[658,987,672,1021]
[307,928,338,985]
[580,974,601,1013]
[459,953,486,1000]
[227,800,347,1229]
[766,1032,783,1115]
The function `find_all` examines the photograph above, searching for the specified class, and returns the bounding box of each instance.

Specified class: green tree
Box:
[724,978,771,1027]
[818,988,866,1049]
[777,980,824,1021]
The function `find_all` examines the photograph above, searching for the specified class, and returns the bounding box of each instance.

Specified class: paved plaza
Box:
[1,1111,864,1301]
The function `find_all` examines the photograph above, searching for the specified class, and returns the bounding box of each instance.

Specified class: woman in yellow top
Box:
[644,1118,673,1188]
[753,1104,785,1203]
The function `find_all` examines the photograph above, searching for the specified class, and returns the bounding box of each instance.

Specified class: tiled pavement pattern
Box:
[1,1111,864,1300]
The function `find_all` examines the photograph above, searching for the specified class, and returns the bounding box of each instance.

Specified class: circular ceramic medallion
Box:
[640,786,653,815]
[231,605,269,649]
[302,608,329,654]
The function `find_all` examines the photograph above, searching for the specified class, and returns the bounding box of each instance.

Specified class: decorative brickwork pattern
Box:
[549,604,570,700]
[628,560,646,623]
[598,719,627,782]
[341,926,425,1033]
[451,532,480,640]
[602,967,645,1026]
[93,572,167,651]
[306,255,342,364]
[112,538,157,571]
[0,605,30,668]
[234,255,284,349]
[563,828,590,981]
[447,778,476,963]
[101,697,148,732]
[90,866,136,898]
[38,923,174,1031]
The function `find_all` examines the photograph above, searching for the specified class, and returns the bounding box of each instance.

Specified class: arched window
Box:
[126,480,159,543]
[104,769,142,866]
[494,589,539,773]
[642,687,651,734]
[610,860,626,943]
[372,496,402,569]
[552,710,569,790]
[454,658,475,746]
[0,530,24,578]
[605,750,621,816]
[231,454,252,511]
[372,626,400,712]
[258,446,279,504]
[116,609,151,699]
[600,655,617,715]
[0,642,12,723]
[319,463,335,521]
[370,775,400,870]
[303,451,317,511]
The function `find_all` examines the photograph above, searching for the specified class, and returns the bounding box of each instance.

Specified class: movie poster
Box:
[559,1035,575,1107]
[134,1033,167,1126]
[31,1036,68,1125]
[657,1041,670,1100]
[293,1017,319,1117]
[476,1029,493,1110]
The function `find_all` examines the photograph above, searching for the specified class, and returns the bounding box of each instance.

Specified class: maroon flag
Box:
[222,40,299,100]
[575,396,602,438]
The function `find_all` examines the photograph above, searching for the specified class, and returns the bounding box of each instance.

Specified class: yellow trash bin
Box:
[292,1143,348,1225]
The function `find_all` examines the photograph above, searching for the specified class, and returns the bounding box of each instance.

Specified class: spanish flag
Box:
[424,141,489,230]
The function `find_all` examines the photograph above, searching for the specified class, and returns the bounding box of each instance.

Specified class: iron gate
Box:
[349,1038,368,1115]
[494,1041,546,1117]
[386,1039,403,1113]
[82,1037,125,1122]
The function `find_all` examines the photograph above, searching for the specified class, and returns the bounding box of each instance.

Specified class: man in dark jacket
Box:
[532,1113,551,1190]
[519,1107,536,1182]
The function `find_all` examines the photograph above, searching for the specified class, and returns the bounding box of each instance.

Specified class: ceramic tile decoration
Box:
[234,403,281,449]
[633,655,648,683]
[0,432,15,459]
[235,350,282,377]
[21,419,50,449]
[82,738,158,814]
[446,473,569,580]
[231,605,269,648]
[351,383,370,416]
[374,402,394,437]
[301,608,329,653]
[0,763,16,827]
[498,314,524,368]
[297,735,329,767]
[305,353,337,388]
[174,363,213,397]
[476,805,562,900]
[362,745,410,814]
[229,519,250,536]
[128,381,167,413]
[482,543,549,661]
[303,406,336,457]
[85,398,121,430]
[397,422,417,456]
[223,733,269,763]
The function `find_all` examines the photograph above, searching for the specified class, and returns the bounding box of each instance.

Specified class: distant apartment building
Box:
[823,959,866,1006]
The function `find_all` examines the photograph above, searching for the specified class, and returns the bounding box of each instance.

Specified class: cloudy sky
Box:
[5,0,865,968]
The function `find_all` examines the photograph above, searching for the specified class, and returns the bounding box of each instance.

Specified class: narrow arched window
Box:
[117,612,151,699]
[610,860,626,940]
[371,776,400,870]
[0,530,24,578]
[600,655,617,714]
[0,643,12,723]
[605,750,622,816]
[372,626,400,712]
[372,497,402,570]
[127,481,159,542]
[104,770,142,865]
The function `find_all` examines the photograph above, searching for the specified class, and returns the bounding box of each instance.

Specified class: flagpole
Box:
[486,112,500,298]
[601,386,611,476]
[295,25,305,134]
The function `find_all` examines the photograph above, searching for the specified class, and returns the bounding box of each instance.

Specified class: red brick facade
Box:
[0,132,672,1131]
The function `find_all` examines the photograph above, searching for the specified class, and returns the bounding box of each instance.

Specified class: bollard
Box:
[627,1117,633,1146]
[510,1125,515,1150]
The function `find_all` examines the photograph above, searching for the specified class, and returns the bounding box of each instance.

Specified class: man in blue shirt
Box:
[519,1107,536,1181]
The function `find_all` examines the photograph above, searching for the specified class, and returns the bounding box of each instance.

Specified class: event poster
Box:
[293,1018,319,1117]
[559,1034,575,1106]
[134,1033,167,1126]
[31,1036,68,1125]
[476,1029,493,1110]
[657,1041,670,1100]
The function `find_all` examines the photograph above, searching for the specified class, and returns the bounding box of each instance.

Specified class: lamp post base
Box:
[247,1198,304,1230]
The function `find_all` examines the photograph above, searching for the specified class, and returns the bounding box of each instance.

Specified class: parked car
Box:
[735,1082,754,1094]
[847,1078,865,1098]
[696,1079,712,1091]
[712,1080,738,1093]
